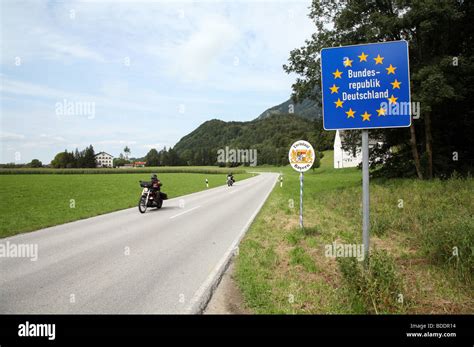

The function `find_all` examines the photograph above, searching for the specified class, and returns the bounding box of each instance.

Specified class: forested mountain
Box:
[173,114,333,166]
[256,96,321,121]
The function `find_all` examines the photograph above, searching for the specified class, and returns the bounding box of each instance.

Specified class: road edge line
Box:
[184,173,279,314]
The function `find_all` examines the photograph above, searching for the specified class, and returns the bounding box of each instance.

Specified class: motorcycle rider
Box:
[138,174,166,213]
[227,172,235,183]
[150,174,162,197]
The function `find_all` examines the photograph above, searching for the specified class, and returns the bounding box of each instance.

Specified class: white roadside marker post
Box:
[289,140,315,230]
[299,172,304,228]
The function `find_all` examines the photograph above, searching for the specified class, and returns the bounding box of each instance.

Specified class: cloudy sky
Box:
[0,0,314,163]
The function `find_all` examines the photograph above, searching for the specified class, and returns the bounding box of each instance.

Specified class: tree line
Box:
[51,145,97,168]
[0,159,43,168]
[143,147,182,166]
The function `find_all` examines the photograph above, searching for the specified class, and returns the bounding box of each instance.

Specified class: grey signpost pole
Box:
[362,130,370,265]
[299,172,304,229]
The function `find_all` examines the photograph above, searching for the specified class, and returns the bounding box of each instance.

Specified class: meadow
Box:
[235,151,473,314]
[0,172,251,238]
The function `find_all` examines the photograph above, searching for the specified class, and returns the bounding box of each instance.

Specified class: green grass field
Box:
[235,151,473,314]
[0,172,251,238]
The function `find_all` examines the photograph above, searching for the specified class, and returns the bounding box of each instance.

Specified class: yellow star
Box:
[374,54,384,65]
[334,98,344,108]
[387,95,398,104]
[361,111,371,121]
[329,84,339,94]
[358,52,368,62]
[391,79,401,89]
[376,107,387,116]
[386,64,397,74]
[333,69,343,79]
[345,108,356,118]
[343,58,353,67]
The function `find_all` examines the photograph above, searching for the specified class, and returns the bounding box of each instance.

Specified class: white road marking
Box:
[169,205,201,219]
[185,174,278,313]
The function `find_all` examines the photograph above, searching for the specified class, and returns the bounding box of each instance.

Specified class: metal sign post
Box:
[288,140,315,230]
[362,130,370,264]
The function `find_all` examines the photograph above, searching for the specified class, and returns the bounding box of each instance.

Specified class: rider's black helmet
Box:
[151,174,157,180]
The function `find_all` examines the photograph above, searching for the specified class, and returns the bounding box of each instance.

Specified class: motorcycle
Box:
[138,180,168,213]
[227,175,235,187]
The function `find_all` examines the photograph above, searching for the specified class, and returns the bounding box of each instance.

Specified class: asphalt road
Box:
[0,172,278,314]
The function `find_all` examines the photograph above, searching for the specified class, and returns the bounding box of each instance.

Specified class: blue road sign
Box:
[321,40,411,130]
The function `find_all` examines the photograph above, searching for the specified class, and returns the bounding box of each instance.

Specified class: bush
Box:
[28,159,42,168]
[421,220,473,285]
[338,250,403,314]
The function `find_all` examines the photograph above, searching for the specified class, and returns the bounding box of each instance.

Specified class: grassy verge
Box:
[0,172,252,238]
[235,151,473,314]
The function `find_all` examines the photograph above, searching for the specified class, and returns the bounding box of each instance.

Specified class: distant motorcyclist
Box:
[227,172,235,186]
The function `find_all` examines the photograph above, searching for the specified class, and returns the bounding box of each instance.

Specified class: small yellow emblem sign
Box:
[288,140,315,172]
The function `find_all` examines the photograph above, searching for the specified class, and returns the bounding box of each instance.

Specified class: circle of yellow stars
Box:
[330,52,401,122]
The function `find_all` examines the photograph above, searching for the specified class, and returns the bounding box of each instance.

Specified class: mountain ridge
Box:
[256,96,321,121]
[173,113,318,166]
[172,90,330,166]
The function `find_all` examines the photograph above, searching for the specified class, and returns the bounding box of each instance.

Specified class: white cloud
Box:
[1,76,230,114]
[0,131,25,141]
[97,140,137,146]
[143,143,162,149]
[1,77,159,114]
[11,133,67,150]
[169,14,241,81]
[39,134,66,142]
[46,41,105,63]
[1,1,105,64]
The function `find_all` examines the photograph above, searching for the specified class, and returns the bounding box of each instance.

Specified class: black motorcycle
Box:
[138,181,168,213]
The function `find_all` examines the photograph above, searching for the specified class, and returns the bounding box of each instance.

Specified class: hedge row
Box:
[0,167,246,175]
